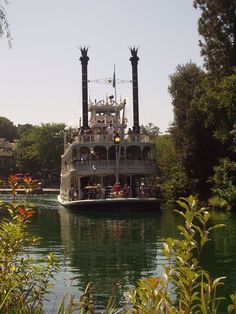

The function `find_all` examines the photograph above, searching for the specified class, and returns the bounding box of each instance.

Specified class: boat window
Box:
[143,146,151,160]
[108,146,116,160]
[93,146,107,160]
[126,146,141,160]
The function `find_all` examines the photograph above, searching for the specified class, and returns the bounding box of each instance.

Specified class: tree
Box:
[202,73,236,208]
[0,116,17,141]
[16,123,34,138]
[193,0,236,77]
[0,0,11,45]
[169,63,220,199]
[16,123,66,184]
[201,70,236,149]
[210,158,236,209]
[155,134,190,200]
[140,123,159,139]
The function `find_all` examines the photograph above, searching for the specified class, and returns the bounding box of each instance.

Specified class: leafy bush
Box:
[210,158,236,210]
[0,175,58,313]
[125,196,236,314]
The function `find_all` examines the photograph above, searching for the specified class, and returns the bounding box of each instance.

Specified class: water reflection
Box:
[200,210,236,307]
[2,193,236,311]
[58,207,167,306]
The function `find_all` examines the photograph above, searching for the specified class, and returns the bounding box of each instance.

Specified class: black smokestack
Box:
[129,47,140,134]
[79,46,89,128]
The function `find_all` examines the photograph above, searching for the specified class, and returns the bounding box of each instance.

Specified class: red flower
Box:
[23,176,32,185]
[17,207,35,221]
[9,175,18,181]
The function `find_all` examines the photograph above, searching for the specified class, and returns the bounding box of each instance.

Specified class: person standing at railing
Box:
[127,128,133,142]
[113,182,121,198]
[123,184,130,198]
[107,124,114,141]
[96,129,102,142]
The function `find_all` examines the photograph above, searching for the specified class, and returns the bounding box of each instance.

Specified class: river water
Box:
[1,194,236,313]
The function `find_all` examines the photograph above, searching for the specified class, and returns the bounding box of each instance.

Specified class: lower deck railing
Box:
[61,159,156,175]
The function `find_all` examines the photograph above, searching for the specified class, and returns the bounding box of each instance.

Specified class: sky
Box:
[0,0,203,133]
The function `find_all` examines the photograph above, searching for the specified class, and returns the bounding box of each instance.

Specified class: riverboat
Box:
[58,47,161,210]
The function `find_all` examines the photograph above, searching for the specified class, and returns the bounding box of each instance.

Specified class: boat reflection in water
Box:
[57,205,236,311]
[58,205,167,309]
[13,195,236,311]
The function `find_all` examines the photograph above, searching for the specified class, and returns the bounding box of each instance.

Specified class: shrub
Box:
[126,196,236,314]
[0,175,58,313]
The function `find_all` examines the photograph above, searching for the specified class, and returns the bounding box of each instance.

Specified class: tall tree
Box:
[169,63,220,199]
[0,116,17,141]
[155,134,190,200]
[193,0,236,76]
[199,70,236,150]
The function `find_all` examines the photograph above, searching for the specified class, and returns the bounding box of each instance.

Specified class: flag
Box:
[112,65,116,88]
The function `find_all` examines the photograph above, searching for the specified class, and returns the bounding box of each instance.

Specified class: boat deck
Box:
[58,195,161,211]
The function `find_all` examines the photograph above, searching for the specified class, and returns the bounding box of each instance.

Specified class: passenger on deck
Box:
[107,124,114,140]
[123,184,130,198]
[127,128,133,141]
[78,127,84,135]
[113,182,121,198]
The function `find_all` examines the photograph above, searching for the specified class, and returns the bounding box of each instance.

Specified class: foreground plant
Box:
[126,196,236,314]
[0,175,58,313]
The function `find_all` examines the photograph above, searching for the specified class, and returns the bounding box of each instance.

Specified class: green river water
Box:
[1,194,236,313]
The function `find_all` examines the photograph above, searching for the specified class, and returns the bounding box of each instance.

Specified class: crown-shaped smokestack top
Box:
[129,46,140,134]
[80,46,89,59]
[129,46,139,59]
[79,46,89,128]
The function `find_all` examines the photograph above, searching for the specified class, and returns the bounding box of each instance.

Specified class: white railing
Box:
[72,134,151,144]
[61,159,156,175]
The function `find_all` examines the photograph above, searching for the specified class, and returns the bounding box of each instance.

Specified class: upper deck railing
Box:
[70,134,151,145]
[61,159,156,176]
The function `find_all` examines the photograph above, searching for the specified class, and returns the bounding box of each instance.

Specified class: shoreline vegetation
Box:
[1,176,236,313]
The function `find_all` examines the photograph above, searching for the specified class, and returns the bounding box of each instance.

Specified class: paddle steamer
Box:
[58,47,161,210]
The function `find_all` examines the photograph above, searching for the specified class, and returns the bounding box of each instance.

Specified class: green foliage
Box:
[196,71,236,150]
[167,3,236,202]
[16,123,35,138]
[126,196,234,314]
[193,0,236,76]
[140,123,159,140]
[0,175,59,312]
[155,134,190,200]
[168,66,236,202]
[16,123,66,179]
[169,63,220,199]
[210,158,236,210]
[0,116,18,141]
[228,294,236,313]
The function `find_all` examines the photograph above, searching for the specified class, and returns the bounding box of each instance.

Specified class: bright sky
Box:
[0,0,203,133]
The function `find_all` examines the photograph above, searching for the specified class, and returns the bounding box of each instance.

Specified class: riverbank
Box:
[0,188,59,194]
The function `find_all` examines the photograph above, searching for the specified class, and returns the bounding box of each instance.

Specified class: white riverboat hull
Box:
[58,195,161,211]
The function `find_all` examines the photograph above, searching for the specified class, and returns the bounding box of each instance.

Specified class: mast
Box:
[113,65,118,132]
[113,64,117,101]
